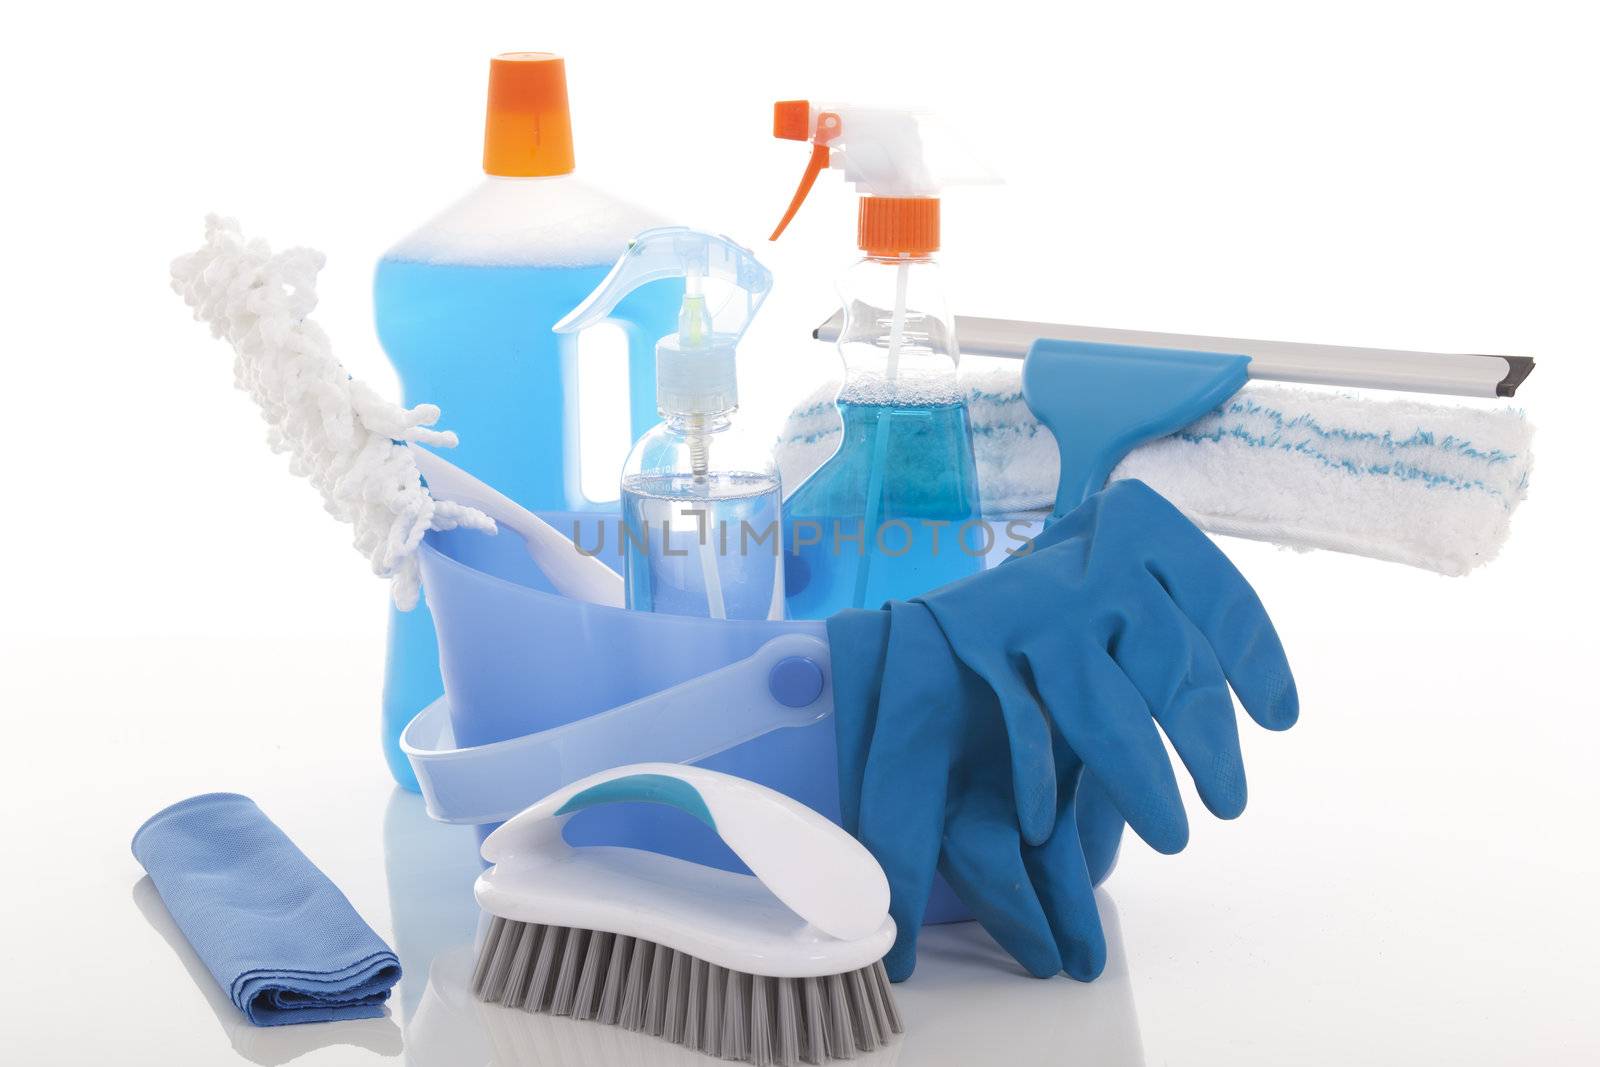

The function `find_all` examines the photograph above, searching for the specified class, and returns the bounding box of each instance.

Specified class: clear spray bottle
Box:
[770,102,994,617]
[555,228,782,620]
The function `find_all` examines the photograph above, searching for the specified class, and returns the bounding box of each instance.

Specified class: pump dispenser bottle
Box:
[556,228,782,620]
[770,101,989,618]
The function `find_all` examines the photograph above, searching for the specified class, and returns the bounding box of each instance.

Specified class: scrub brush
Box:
[471,763,902,1065]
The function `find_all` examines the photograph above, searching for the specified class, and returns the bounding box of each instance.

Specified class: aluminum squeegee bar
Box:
[812,311,1534,398]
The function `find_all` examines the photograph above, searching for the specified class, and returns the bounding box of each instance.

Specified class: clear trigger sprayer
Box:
[555,227,783,621]
[769,101,996,618]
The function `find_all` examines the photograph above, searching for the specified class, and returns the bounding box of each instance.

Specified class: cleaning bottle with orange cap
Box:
[373,53,680,788]
[770,101,990,617]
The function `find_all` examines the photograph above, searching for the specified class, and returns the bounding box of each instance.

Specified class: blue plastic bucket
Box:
[414,516,968,923]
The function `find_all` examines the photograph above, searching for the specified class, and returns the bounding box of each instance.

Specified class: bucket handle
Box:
[400,632,833,826]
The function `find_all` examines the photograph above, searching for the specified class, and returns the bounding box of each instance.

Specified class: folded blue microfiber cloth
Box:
[132,793,401,1026]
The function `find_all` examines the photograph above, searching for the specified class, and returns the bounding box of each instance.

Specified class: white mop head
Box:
[778,366,1533,576]
[171,216,494,609]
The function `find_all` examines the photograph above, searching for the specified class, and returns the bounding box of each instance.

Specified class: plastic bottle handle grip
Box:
[620,317,663,444]
[481,763,889,942]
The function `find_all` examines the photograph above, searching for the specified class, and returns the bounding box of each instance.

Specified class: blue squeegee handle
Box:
[1020,339,1253,519]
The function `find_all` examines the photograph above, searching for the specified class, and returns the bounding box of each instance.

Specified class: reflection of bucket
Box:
[415,516,967,923]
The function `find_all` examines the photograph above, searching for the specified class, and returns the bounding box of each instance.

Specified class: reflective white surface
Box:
[6,602,1598,1064]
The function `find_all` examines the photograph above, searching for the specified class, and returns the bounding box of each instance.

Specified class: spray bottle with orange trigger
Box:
[770,101,994,617]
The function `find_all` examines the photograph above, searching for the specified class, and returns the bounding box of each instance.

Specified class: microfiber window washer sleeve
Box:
[131,793,401,1026]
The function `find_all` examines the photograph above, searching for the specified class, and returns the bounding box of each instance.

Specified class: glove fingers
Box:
[917,600,1058,847]
[857,601,966,981]
[875,829,938,983]
[857,764,940,979]
[858,745,945,981]
[1029,637,1190,854]
[1159,614,1248,819]
[939,799,1064,980]
[1022,761,1107,981]
[990,681,1057,847]
[1114,589,1249,819]
[1023,837,1107,982]
[1129,492,1298,732]
[825,608,895,835]
[1075,772,1127,886]
[1163,564,1298,734]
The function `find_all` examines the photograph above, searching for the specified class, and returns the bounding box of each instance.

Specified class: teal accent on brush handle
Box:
[556,773,717,832]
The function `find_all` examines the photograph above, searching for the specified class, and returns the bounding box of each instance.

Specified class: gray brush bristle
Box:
[824,972,851,1059]
[801,975,826,1063]
[596,933,632,1025]
[683,956,707,1051]
[705,963,727,1058]
[473,919,903,1065]
[775,976,801,1065]
[645,942,674,1036]
[499,921,541,1007]
[846,966,874,1048]
[470,915,508,997]
[523,923,565,1012]
[550,927,586,1015]
[749,974,772,1066]
[618,935,653,1031]
[571,929,611,1020]
[722,970,750,1062]
[664,949,691,1044]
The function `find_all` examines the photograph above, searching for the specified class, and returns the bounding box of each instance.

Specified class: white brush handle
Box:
[410,446,624,608]
[482,764,889,945]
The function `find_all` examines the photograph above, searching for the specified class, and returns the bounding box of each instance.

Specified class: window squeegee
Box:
[812,311,1534,398]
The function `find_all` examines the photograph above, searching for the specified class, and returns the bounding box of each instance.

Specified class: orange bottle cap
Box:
[858,197,940,257]
[483,52,575,177]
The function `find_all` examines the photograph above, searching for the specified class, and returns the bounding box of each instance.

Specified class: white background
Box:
[4,1,1597,1064]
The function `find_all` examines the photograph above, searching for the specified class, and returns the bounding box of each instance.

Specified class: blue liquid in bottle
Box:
[374,255,679,788]
[621,472,784,620]
[779,246,985,618]
[375,260,667,505]
[783,398,983,617]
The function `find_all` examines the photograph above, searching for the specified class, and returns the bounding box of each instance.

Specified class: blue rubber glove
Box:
[828,479,1298,980]
[927,478,1299,851]
[834,599,1107,980]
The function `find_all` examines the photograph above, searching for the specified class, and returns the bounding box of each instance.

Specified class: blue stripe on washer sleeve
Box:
[1174,395,1524,501]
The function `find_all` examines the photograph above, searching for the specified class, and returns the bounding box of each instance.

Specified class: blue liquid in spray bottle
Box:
[768,102,987,616]
[779,260,984,618]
